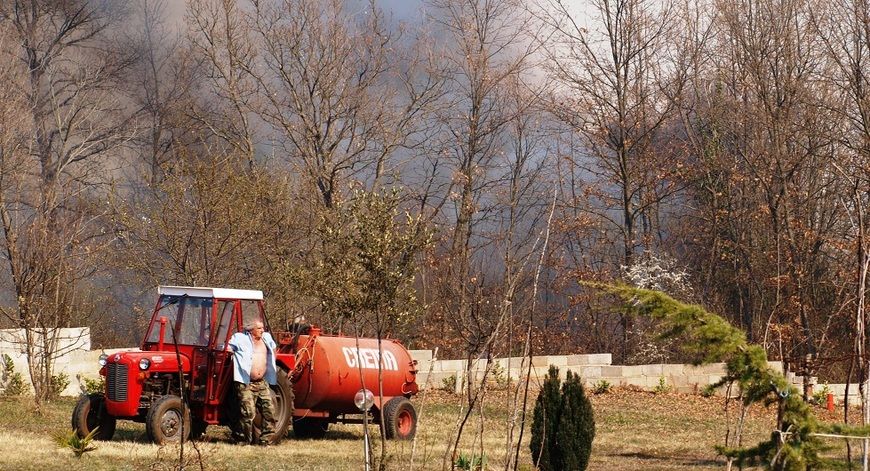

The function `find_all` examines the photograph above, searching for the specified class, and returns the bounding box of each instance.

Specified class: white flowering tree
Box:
[622,252,695,363]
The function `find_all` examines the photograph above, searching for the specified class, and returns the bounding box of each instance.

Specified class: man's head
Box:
[246,320,265,341]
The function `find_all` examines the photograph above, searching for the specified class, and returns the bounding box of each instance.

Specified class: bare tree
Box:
[244,0,441,208]
[1,1,132,187]
[694,0,843,376]
[110,148,322,347]
[0,0,132,407]
[126,0,198,187]
[498,80,555,471]
[185,0,259,166]
[814,0,870,463]
[538,0,684,361]
[412,0,548,468]
[539,0,680,267]
[0,178,106,407]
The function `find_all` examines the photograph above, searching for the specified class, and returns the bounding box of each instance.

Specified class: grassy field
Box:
[0,387,861,470]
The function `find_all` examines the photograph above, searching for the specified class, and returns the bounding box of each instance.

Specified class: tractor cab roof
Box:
[157,285,264,300]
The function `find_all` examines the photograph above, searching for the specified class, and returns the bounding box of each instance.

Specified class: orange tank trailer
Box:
[277,327,420,440]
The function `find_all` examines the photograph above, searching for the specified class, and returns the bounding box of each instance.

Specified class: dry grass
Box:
[0,388,863,470]
[589,388,773,470]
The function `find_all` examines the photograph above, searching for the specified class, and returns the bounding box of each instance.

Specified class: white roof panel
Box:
[158,285,264,300]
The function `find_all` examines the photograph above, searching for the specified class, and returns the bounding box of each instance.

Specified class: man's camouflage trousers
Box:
[234,379,276,444]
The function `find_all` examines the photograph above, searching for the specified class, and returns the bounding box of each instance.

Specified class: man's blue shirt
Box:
[228,331,278,385]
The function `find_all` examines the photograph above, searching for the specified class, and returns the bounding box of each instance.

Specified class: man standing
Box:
[229,320,278,445]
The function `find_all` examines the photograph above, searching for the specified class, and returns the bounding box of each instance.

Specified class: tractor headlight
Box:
[98,353,108,366]
[138,358,151,370]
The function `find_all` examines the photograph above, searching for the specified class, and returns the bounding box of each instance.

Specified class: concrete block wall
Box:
[0,327,860,402]
[785,373,864,404]
[0,327,91,353]
[410,353,798,399]
[412,351,616,393]
[0,327,95,396]
[826,383,862,403]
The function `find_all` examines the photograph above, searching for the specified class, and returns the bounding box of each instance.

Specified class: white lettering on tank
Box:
[341,347,399,371]
[383,351,398,370]
[359,349,370,368]
[343,347,358,368]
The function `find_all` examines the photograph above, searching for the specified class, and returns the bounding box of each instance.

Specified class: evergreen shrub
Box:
[530,365,596,471]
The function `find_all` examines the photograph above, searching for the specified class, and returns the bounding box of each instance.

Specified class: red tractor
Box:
[72,286,420,444]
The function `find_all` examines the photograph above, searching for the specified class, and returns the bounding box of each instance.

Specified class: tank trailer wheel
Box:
[252,368,294,444]
[71,393,116,440]
[146,395,191,445]
[382,397,417,440]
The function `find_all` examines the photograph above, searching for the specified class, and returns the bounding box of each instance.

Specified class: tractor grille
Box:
[106,363,128,402]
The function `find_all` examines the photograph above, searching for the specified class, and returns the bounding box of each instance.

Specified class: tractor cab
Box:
[142,286,268,352]
[136,286,273,418]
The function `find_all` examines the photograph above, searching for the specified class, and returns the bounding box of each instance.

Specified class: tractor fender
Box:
[276,352,295,374]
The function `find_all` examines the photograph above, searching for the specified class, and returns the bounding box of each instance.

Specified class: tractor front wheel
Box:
[71,393,116,440]
[146,395,191,445]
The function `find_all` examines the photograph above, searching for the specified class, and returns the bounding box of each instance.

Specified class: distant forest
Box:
[1,0,869,385]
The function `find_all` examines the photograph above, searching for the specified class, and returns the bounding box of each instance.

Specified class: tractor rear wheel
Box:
[71,393,116,440]
[382,397,417,440]
[146,395,191,445]
[252,368,293,444]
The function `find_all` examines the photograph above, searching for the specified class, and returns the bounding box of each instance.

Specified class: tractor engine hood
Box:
[102,351,193,418]
[105,350,192,373]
